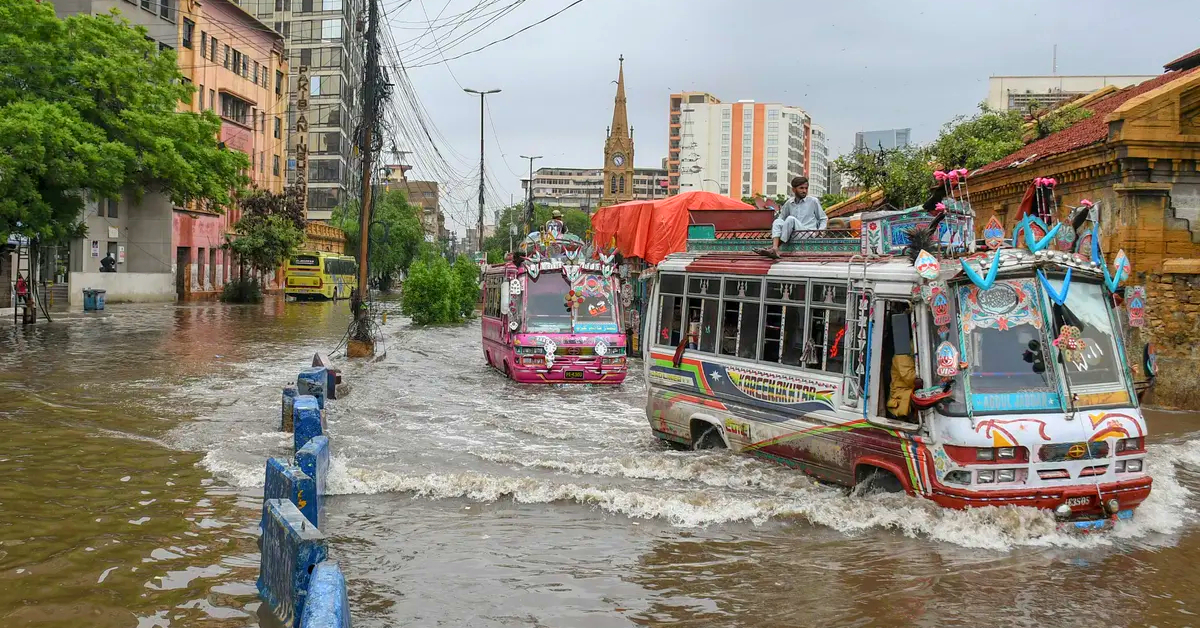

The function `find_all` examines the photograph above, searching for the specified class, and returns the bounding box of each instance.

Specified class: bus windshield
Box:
[572,274,620,333]
[524,273,572,333]
[957,278,1060,413]
[290,254,320,267]
[1042,277,1128,398]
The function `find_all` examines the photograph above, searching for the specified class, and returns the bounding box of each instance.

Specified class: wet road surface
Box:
[4,299,1200,627]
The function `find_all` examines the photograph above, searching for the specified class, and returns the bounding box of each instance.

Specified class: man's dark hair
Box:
[791,176,808,188]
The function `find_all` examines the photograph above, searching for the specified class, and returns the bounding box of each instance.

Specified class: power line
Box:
[407,0,586,68]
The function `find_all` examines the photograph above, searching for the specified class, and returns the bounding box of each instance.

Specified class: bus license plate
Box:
[1066,496,1090,507]
[565,371,584,380]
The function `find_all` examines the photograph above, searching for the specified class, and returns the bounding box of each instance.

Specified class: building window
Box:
[609,174,617,194]
[253,62,259,85]
[276,70,283,96]
[106,198,118,218]
[321,19,342,40]
[767,172,777,183]
[721,109,731,119]
[182,18,194,48]
[261,111,266,133]
[208,89,215,110]
[767,185,777,195]
[721,133,730,144]
[259,151,265,173]
[232,50,242,74]
[198,84,204,109]
[158,42,171,53]
[323,0,341,8]
[274,116,281,138]
[242,56,248,77]
[742,184,751,196]
[768,109,779,119]
[223,44,230,69]
[720,159,730,171]
[209,37,217,62]
[767,135,778,146]
[767,147,779,157]
[200,31,207,57]
[159,0,173,21]
[219,92,251,126]
[720,185,729,195]
[619,175,626,194]
[742,159,751,170]
[273,155,280,176]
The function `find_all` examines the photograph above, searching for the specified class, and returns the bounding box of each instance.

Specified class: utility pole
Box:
[464,88,500,254]
[519,154,542,235]
[349,0,380,358]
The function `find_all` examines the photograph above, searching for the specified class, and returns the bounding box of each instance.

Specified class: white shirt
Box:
[779,195,827,230]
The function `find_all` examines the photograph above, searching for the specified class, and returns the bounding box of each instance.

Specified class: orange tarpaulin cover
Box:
[590,191,754,265]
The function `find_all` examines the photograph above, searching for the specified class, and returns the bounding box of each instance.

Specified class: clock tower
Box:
[601,56,635,207]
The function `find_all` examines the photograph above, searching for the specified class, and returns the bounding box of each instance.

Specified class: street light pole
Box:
[465,88,500,254]
[519,154,542,235]
[702,178,719,193]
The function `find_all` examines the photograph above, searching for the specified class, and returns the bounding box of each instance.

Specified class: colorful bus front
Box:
[483,264,628,384]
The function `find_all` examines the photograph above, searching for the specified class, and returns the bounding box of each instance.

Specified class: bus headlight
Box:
[977,470,995,484]
[1126,459,1143,472]
[997,469,1016,483]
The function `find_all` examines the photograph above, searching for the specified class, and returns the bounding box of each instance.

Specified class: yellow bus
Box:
[284,252,359,300]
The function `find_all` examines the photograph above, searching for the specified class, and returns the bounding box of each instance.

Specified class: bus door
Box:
[866,297,922,432]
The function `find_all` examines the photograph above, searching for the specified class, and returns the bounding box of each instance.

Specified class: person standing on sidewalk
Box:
[755,176,826,259]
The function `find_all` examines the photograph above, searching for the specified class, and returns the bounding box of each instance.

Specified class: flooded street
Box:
[5,300,1200,627]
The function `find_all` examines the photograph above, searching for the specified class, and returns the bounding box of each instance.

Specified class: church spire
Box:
[610,55,629,139]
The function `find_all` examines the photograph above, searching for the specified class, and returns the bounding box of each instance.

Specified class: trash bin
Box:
[83,289,106,311]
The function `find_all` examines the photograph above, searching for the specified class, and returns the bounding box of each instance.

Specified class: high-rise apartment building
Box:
[244,0,365,221]
[854,128,911,153]
[809,124,829,198]
[669,93,816,199]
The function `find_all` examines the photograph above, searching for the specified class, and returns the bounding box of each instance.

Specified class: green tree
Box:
[0,1,247,242]
[819,192,849,208]
[400,247,477,325]
[834,145,933,209]
[331,190,423,290]
[222,188,306,302]
[929,103,1026,171]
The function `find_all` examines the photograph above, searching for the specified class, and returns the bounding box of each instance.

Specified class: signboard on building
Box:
[295,65,310,216]
[118,245,126,264]
[108,226,119,239]
[91,241,99,257]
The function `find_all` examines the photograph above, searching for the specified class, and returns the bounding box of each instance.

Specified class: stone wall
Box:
[1140,269,1200,409]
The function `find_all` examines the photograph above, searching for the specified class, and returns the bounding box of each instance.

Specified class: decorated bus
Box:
[645,172,1153,530]
[481,233,628,384]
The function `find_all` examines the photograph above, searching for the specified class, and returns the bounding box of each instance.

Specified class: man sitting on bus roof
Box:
[755,176,826,259]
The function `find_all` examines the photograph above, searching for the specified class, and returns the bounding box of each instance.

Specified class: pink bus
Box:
[481,234,628,384]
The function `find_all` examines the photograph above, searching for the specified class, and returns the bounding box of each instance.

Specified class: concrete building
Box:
[809,124,829,198]
[173,0,290,300]
[243,0,365,221]
[967,50,1200,408]
[385,179,444,242]
[854,128,911,153]
[520,167,669,212]
[54,0,181,49]
[986,75,1157,112]
[669,92,816,199]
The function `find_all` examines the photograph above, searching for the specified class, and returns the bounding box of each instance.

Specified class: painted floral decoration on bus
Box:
[958,279,1041,333]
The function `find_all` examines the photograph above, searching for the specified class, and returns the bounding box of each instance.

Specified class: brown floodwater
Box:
[3,300,1200,627]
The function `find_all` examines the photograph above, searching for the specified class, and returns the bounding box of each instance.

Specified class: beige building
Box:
[668,92,819,198]
[521,167,668,213]
[986,75,1157,112]
[382,171,445,243]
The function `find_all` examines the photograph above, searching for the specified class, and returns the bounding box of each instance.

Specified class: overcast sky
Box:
[384,0,1197,235]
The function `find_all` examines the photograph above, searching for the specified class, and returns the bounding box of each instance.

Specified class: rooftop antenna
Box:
[1052,44,1057,75]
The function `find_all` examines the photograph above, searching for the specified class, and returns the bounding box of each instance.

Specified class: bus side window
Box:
[500,279,510,316]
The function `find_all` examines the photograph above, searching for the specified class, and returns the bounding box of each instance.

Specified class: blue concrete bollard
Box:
[263,458,319,531]
[258,498,327,628]
[293,396,324,454]
[297,368,327,410]
[282,386,298,432]
[296,435,330,501]
[300,561,351,628]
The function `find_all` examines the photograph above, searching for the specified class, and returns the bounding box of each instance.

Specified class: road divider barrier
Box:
[259,363,352,627]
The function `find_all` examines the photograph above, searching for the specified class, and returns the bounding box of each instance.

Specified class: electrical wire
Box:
[406,0,586,68]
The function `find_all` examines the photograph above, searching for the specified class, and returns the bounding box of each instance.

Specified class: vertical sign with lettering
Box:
[295,65,309,216]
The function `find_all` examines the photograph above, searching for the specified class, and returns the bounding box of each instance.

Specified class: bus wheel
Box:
[853,467,904,496]
[692,425,726,451]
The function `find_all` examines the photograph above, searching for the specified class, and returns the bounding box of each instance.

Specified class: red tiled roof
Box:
[1165,47,1200,72]
[974,69,1198,176]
